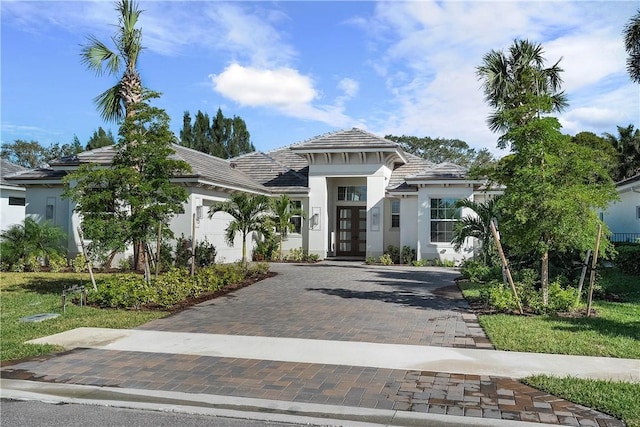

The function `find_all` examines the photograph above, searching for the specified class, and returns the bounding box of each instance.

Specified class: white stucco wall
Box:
[602,187,640,237]
[398,196,418,253]
[416,186,475,264]
[307,175,328,258]
[0,186,26,232]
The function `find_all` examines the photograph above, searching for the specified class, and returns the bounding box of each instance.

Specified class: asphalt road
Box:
[0,399,313,427]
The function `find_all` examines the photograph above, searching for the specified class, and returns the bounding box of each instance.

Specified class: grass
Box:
[1,272,167,362]
[523,375,640,427]
[458,269,640,358]
[459,268,640,427]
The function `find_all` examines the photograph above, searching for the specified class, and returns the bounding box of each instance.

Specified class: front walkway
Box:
[1,262,629,426]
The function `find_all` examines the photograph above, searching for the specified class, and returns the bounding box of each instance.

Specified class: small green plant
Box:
[412,259,429,267]
[384,245,400,264]
[306,253,319,262]
[460,259,491,282]
[48,254,68,272]
[174,234,192,268]
[379,253,393,265]
[194,239,216,267]
[286,247,306,262]
[72,254,87,273]
[401,246,416,264]
[480,281,517,312]
[365,256,377,265]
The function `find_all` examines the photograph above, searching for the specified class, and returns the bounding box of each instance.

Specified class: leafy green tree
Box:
[80,0,144,123]
[64,100,191,271]
[1,140,48,168]
[179,109,254,158]
[208,193,271,263]
[0,218,66,271]
[476,39,568,148]
[48,136,84,160]
[270,195,305,260]
[604,125,640,181]
[86,127,116,150]
[624,9,640,83]
[385,135,495,169]
[478,40,616,306]
[571,132,618,179]
[179,111,193,148]
[452,197,501,265]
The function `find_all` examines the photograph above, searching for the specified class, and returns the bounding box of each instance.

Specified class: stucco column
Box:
[366,175,386,258]
[307,175,328,258]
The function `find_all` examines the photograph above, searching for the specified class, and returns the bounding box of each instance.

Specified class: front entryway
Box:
[336,206,366,257]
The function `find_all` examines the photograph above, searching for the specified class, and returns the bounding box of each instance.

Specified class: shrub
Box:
[153,268,194,308]
[401,246,416,264]
[460,259,492,282]
[480,281,517,312]
[195,239,216,267]
[384,246,400,264]
[379,253,393,265]
[365,256,376,265]
[253,234,278,261]
[306,253,319,262]
[613,243,640,275]
[48,254,68,272]
[72,254,87,273]
[174,234,192,268]
[286,247,305,262]
[412,259,429,267]
[158,241,174,270]
[89,274,154,309]
[547,280,578,312]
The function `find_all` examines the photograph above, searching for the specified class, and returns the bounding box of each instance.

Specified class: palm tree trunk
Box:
[241,232,247,264]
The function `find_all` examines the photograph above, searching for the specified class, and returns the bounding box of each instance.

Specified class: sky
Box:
[1,1,639,158]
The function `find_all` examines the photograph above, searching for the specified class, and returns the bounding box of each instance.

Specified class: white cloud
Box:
[338,78,359,98]
[210,64,316,108]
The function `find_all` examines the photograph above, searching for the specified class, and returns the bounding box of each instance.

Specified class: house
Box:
[602,173,640,243]
[5,128,492,263]
[0,159,27,232]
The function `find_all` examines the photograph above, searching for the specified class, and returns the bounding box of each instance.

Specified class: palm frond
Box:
[80,35,120,76]
[94,84,124,123]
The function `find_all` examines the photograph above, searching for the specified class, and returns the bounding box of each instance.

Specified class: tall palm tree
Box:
[208,193,271,264]
[81,0,143,123]
[476,39,568,147]
[604,124,640,181]
[271,195,305,261]
[624,9,640,83]
[451,197,501,265]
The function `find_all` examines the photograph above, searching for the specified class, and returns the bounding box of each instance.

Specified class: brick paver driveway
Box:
[138,261,493,349]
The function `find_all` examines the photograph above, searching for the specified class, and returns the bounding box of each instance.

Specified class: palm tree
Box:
[604,124,640,181]
[451,197,501,265]
[476,39,568,147]
[624,9,640,83]
[208,193,271,264]
[81,0,143,123]
[0,218,66,271]
[271,195,305,261]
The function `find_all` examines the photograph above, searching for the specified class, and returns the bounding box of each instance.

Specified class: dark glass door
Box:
[336,206,367,257]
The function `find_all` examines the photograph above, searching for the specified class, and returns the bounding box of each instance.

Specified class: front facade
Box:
[6,129,492,264]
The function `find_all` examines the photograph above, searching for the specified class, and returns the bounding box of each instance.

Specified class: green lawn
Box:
[1,272,167,362]
[459,268,640,426]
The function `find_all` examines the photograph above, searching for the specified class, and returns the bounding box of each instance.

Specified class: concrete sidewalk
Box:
[27,327,640,382]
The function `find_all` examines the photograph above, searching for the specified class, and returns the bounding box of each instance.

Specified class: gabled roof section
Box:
[388,153,435,191]
[230,151,308,189]
[290,128,407,165]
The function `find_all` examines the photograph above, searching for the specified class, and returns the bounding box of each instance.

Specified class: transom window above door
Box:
[338,186,367,202]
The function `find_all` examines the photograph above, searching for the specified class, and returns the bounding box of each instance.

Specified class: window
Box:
[637,206,640,219]
[391,200,400,228]
[338,186,367,202]
[290,200,302,234]
[430,198,460,242]
[8,197,25,206]
[45,197,56,221]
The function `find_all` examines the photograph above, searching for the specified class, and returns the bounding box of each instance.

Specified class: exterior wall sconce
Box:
[310,207,321,229]
[371,207,380,231]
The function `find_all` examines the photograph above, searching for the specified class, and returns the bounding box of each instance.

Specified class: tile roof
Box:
[1,159,28,187]
[290,128,401,151]
[406,162,469,181]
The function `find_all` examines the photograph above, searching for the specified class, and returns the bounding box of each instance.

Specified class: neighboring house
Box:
[602,173,640,243]
[6,128,494,263]
[0,159,27,232]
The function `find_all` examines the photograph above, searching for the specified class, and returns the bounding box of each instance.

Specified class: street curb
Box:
[1,379,560,426]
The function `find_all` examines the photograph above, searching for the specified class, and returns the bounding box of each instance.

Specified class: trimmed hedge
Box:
[613,243,640,275]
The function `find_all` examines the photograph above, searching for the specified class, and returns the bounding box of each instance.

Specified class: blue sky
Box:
[2,1,639,158]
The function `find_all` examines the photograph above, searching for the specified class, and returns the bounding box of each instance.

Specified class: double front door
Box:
[336,206,366,257]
